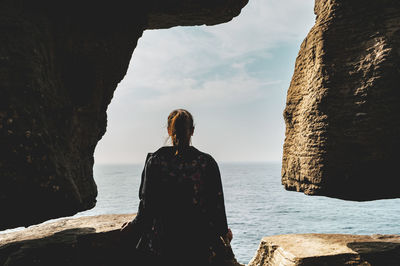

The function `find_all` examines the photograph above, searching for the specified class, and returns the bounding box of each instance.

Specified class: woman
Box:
[121,109,238,266]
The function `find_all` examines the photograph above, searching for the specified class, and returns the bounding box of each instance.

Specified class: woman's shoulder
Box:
[149,146,217,163]
[144,146,175,164]
[152,146,174,156]
[189,147,219,168]
[142,147,170,164]
[190,146,213,158]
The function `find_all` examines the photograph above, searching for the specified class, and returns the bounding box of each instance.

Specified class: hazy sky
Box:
[94,0,315,164]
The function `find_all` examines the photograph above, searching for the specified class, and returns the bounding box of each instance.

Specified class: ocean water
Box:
[74,162,400,264]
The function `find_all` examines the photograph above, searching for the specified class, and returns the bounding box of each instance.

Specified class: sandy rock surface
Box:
[248,234,400,266]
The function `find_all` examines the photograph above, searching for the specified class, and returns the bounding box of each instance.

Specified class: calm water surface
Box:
[74,162,400,264]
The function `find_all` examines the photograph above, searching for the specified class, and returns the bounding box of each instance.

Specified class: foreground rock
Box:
[282,0,400,200]
[248,234,400,266]
[2,216,399,266]
[0,214,137,266]
[0,0,248,230]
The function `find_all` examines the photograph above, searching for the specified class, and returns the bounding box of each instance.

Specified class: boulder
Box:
[248,234,400,266]
[0,214,137,266]
[0,0,248,230]
[282,0,400,200]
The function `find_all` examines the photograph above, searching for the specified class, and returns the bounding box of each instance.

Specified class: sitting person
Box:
[121,109,238,265]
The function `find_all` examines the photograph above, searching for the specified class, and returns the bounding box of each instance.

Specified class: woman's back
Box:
[140,146,228,262]
[121,109,238,265]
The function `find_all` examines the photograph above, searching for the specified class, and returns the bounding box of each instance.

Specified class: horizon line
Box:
[94,160,282,166]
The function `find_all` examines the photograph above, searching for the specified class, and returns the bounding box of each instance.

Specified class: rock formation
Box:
[2,215,399,266]
[0,214,137,266]
[0,0,248,230]
[248,234,400,266]
[282,0,400,201]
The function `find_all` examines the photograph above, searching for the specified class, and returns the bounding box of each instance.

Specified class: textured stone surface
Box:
[3,216,399,266]
[0,0,248,230]
[147,0,249,29]
[248,234,400,266]
[282,0,400,201]
[0,214,137,266]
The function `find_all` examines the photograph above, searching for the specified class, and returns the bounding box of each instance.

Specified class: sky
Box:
[94,0,316,164]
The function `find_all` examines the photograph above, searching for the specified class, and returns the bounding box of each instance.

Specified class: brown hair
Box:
[167,109,194,155]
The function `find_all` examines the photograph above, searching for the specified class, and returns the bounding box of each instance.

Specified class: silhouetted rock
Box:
[248,234,400,266]
[0,0,248,230]
[282,0,400,201]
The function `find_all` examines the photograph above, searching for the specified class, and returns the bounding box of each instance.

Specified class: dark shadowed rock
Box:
[0,214,138,266]
[0,0,248,230]
[248,234,400,266]
[282,0,400,201]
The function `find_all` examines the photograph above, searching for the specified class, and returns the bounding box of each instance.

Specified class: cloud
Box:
[135,73,282,110]
[96,0,316,163]
[116,0,315,102]
[200,0,315,58]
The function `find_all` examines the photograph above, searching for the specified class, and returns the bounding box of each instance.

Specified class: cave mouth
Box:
[86,2,316,263]
[90,0,316,217]
[82,0,318,225]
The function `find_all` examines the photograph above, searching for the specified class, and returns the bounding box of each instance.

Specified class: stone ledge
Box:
[248,234,400,266]
[2,216,399,266]
[0,214,137,266]
[0,214,136,246]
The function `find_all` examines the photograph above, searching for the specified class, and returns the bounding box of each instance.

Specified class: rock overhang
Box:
[0,0,248,230]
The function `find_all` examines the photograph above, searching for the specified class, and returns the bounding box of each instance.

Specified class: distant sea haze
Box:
[74,162,400,264]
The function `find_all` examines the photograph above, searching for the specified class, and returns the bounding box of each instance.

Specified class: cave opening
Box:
[88,1,316,262]
[88,1,400,263]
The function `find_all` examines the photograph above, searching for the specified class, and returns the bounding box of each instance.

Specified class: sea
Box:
[74,162,400,264]
[1,163,399,264]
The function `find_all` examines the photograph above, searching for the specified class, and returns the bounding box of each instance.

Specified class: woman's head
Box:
[167,109,194,154]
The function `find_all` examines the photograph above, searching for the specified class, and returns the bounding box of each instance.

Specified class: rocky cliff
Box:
[282,0,400,201]
[0,0,248,230]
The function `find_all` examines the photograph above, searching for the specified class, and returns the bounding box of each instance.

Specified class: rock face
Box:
[248,234,400,266]
[0,0,248,230]
[282,0,400,201]
[0,214,137,266]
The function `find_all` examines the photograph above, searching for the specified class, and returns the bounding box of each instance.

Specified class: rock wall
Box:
[282,0,400,201]
[248,234,400,266]
[0,0,248,230]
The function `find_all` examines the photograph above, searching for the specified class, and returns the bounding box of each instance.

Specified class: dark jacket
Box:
[131,146,229,263]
